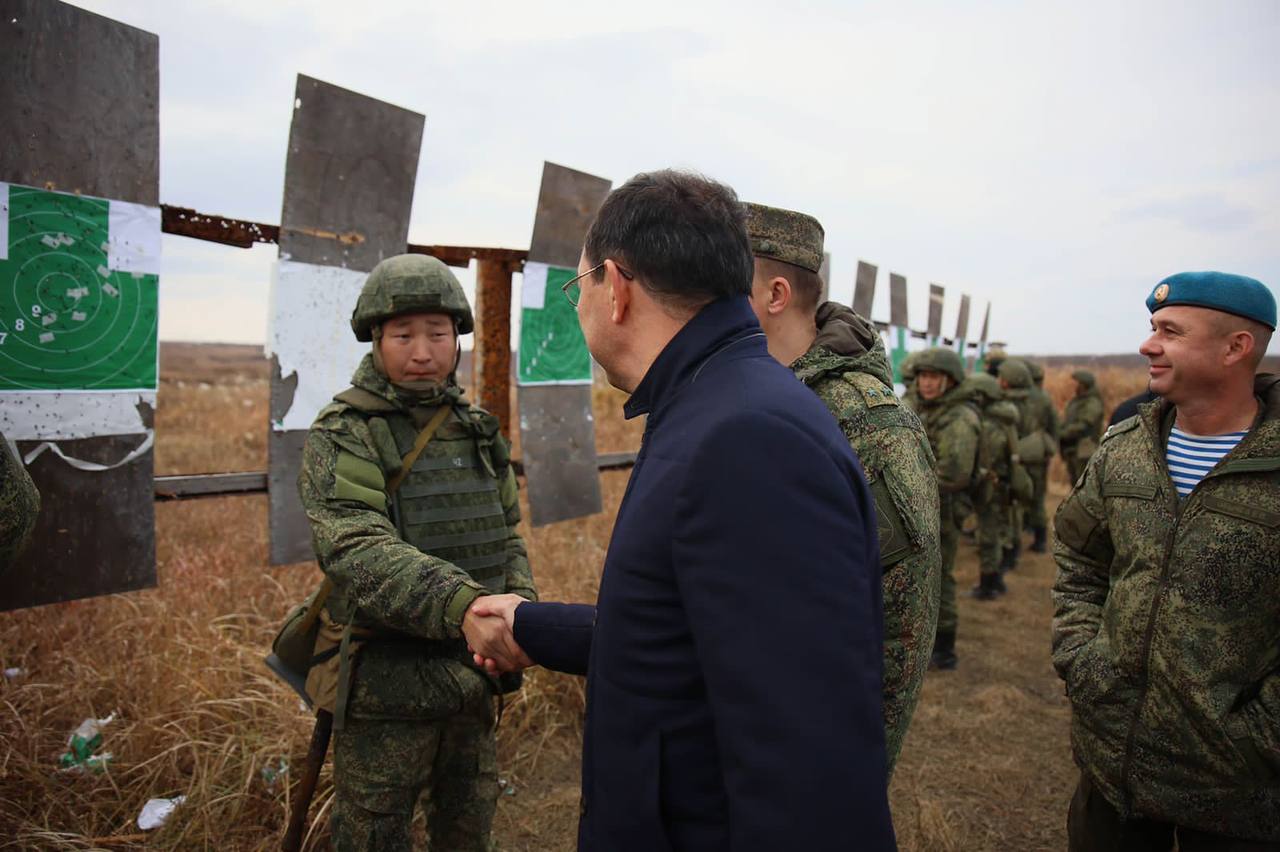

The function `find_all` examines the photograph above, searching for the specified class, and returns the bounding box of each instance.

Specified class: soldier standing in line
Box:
[997,358,1037,572]
[1024,360,1060,552]
[297,254,536,851]
[1053,271,1278,849]
[0,432,40,568]
[1058,370,1105,484]
[744,202,941,775]
[964,373,1031,600]
[914,347,980,671]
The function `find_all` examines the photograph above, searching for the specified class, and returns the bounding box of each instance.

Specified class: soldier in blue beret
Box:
[1053,271,1279,849]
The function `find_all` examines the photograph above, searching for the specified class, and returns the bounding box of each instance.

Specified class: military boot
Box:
[1030,526,1047,553]
[970,573,1000,601]
[929,631,957,671]
[1000,546,1017,573]
[992,572,1008,594]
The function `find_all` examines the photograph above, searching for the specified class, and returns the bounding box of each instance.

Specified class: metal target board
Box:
[268,75,424,566]
[518,162,611,527]
[0,0,159,609]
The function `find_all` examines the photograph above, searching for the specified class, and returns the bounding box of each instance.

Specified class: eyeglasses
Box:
[561,260,633,307]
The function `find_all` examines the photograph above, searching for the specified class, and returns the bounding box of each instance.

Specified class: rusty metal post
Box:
[475,258,515,438]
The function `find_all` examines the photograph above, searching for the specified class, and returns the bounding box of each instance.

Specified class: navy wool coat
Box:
[515,296,895,851]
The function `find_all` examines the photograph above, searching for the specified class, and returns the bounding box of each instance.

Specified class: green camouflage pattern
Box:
[957,377,1019,576]
[1024,372,1060,532]
[351,254,476,341]
[792,302,941,776]
[917,380,981,635]
[743,202,825,272]
[1060,378,1106,485]
[0,434,39,567]
[299,353,534,846]
[915,346,966,384]
[1052,374,1280,841]
[332,697,498,851]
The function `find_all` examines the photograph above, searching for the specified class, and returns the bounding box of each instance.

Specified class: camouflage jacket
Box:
[298,356,534,719]
[917,387,981,498]
[1028,386,1060,451]
[1060,390,1105,452]
[1052,374,1280,840]
[0,434,40,567]
[792,302,941,777]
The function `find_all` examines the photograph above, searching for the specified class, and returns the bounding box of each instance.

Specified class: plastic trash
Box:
[3,667,22,680]
[137,795,186,830]
[261,758,289,791]
[59,713,115,772]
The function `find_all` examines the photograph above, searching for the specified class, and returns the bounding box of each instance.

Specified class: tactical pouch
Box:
[1016,432,1047,464]
[1011,464,1034,504]
[267,578,334,707]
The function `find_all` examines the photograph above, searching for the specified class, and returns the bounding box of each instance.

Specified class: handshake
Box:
[461,593,533,674]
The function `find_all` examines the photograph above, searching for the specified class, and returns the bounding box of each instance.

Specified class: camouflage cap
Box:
[744,202,824,273]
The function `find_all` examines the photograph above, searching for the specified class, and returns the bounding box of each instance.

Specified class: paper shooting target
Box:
[0,183,159,391]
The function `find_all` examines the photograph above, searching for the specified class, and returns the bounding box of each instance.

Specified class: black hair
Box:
[583,170,753,315]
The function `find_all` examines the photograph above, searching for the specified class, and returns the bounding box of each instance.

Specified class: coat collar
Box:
[623,296,764,422]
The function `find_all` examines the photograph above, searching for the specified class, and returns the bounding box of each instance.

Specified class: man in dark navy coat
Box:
[465,170,896,851]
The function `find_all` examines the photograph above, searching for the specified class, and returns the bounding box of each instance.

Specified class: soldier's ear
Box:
[768,276,792,315]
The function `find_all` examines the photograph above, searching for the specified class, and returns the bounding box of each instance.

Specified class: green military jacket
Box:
[918,385,981,506]
[1052,374,1280,841]
[1060,389,1105,460]
[298,355,534,721]
[0,434,40,567]
[1027,386,1060,454]
[978,400,1020,483]
[792,302,941,777]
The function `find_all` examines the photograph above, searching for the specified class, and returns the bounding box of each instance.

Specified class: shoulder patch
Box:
[1101,415,1140,443]
[843,371,899,408]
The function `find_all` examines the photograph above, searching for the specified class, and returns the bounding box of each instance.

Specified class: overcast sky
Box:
[75,0,1280,355]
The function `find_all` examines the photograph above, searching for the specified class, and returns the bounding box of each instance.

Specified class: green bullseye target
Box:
[0,184,158,391]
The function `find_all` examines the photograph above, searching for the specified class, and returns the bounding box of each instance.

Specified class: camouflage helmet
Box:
[900,350,921,382]
[1026,361,1045,384]
[998,357,1033,389]
[984,347,1008,377]
[1071,369,1097,389]
[350,254,474,342]
[963,372,1004,403]
[914,347,966,384]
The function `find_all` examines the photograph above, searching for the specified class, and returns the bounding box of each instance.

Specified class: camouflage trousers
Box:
[331,693,498,852]
[976,494,1004,576]
[937,494,961,635]
[1027,461,1049,530]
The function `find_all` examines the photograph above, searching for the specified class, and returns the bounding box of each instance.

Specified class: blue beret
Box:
[1147,271,1276,330]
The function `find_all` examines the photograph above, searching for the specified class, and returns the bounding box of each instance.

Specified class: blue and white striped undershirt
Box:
[1166,427,1247,497]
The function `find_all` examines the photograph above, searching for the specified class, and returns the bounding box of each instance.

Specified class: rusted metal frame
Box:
[159,203,527,268]
[151,450,641,501]
[474,258,516,437]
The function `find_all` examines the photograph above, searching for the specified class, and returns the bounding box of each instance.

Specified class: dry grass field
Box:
[0,345,1223,850]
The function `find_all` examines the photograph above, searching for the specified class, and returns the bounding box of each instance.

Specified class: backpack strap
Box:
[386,404,453,494]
